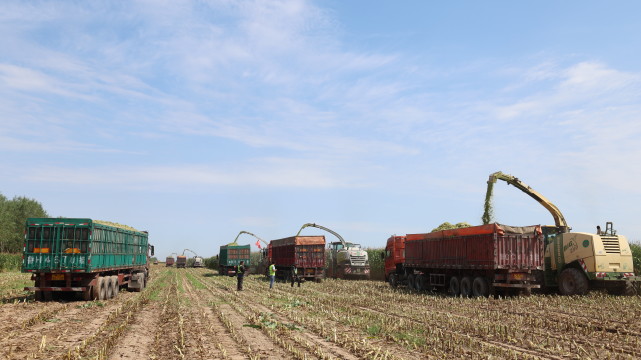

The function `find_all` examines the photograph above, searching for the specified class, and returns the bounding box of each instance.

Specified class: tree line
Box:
[0,193,48,253]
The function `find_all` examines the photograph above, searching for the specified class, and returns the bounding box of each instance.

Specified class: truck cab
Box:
[384,235,405,287]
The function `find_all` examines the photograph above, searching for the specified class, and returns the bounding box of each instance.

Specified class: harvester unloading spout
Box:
[483,171,570,233]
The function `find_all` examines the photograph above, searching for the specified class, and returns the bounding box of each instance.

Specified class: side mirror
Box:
[151,245,155,256]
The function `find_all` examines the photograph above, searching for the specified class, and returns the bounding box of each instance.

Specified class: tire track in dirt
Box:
[179,273,225,360]
[106,301,163,360]
[185,269,298,360]
[195,270,387,360]
[1,298,129,360]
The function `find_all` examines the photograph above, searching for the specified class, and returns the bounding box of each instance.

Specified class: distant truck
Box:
[219,244,251,276]
[270,235,326,282]
[176,255,187,268]
[165,256,175,267]
[22,218,153,301]
[385,224,544,296]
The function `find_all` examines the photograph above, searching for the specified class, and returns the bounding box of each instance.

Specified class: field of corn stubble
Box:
[1,266,640,360]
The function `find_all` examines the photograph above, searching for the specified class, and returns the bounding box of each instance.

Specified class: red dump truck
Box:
[385,224,545,297]
[269,236,326,282]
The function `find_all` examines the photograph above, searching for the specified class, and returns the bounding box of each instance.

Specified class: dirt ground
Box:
[1,266,640,359]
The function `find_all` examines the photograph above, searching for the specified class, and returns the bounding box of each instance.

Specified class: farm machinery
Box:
[484,171,638,295]
[297,223,370,279]
[182,248,204,268]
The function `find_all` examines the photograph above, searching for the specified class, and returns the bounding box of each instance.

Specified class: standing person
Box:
[290,265,302,287]
[236,261,246,291]
[268,261,276,289]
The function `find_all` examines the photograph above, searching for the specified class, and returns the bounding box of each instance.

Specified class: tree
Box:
[431,222,472,233]
[0,194,49,253]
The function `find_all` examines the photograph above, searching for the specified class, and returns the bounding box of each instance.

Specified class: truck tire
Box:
[92,276,101,300]
[388,273,398,288]
[98,277,107,300]
[415,274,427,292]
[34,290,44,302]
[558,268,588,295]
[407,274,416,290]
[460,276,473,297]
[105,277,114,299]
[472,276,490,297]
[82,287,92,301]
[449,276,460,297]
[111,276,120,298]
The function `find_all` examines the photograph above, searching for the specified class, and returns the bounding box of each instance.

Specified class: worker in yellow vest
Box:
[268,261,276,289]
[236,261,246,291]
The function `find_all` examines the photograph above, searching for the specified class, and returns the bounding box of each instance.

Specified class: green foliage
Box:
[366,248,385,280]
[630,242,641,275]
[204,255,219,270]
[0,253,22,272]
[0,193,49,253]
[431,222,472,232]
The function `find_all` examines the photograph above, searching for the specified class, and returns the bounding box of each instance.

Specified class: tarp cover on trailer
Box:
[270,236,325,247]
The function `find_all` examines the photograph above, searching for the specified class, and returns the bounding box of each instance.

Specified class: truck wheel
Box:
[111,276,120,298]
[558,268,588,295]
[460,276,473,297]
[92,277,101,300]
[134,275,145,292]
[105,277,114,299]
[449,276,460,297]
[407,274,416,290]
[415,274,426,292]
[388,273,398,288]
[98,277,107,300]
[472,276,489,297]
[34,290,44,302]
[82,287,92,301]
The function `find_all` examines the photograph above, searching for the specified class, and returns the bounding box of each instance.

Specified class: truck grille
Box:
[350,255,368,266]
[601,237,621,254]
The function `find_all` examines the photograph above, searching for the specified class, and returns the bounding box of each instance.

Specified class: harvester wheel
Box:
[449,276,460,297]
[558,268,588,295]
[472,276,490,297]
[98,277,107,300]
[607,282,636,296]
[460,276,473,297]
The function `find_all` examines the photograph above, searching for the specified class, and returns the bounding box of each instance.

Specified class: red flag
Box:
[256,240,262,249]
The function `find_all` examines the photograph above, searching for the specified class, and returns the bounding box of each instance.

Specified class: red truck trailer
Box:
[270,236,325,282]
[385,224,545,297]
[165,256,175,267]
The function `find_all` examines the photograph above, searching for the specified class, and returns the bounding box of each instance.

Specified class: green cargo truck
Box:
[22,218,154,301]
[219,244,250,276]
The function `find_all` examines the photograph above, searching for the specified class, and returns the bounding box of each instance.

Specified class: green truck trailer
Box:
[22,218,154,301]
[219,244,250,276]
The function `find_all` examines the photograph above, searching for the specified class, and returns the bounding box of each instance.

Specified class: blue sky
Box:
[2,1,641,258]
